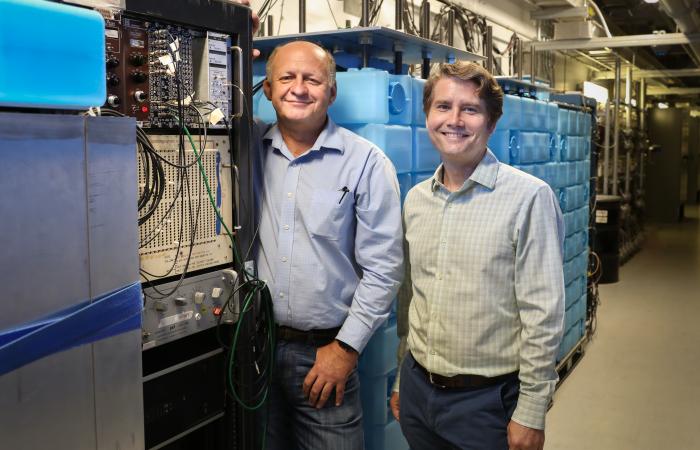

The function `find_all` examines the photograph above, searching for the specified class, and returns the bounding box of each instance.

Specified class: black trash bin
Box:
[594,195,622,283]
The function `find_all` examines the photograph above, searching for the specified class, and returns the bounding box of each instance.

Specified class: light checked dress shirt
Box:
[394,149,565,430]
[254,118,404,352]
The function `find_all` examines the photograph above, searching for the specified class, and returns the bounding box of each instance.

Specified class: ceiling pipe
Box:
[659,0,700,67]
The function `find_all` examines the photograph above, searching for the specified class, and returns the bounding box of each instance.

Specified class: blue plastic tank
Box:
[347,124,412,173]
[413,171,434,185]
[329,68,410,125]
[495,94,522,131]
[520,97,538,130]
[509,131,551,164]
[557,108,569,134]
[411,77,427,126]
[546,102,559,133]
[0,0,106,109]
[535,99,549,131]
[567,110,578,135]
[412,127,441,172]
[487,129,510,163]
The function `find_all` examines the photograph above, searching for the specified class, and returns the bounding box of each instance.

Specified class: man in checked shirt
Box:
[390,62,565,450]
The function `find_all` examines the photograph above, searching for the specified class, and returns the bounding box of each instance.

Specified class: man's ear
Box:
[263,79,272,100]
[328,84,337,105]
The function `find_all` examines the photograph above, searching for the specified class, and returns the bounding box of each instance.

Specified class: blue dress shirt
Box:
[254,118,404,352]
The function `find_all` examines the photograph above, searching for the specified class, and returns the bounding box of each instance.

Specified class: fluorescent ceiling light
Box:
[644,0,659,4]
[657,102,669,109]
[583,81,609,104]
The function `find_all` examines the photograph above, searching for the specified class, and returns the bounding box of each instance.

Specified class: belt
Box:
[276,325,340,347]
[412,354,518,389]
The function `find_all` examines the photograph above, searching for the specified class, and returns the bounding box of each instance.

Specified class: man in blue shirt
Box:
[255,40,404,449]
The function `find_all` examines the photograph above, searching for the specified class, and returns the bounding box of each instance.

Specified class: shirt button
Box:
[287,192,293,198]
[281,256,288,262]
[283,224,290,230]
[441,240,447,245]
[279,292,285,298]
[431,350,436,355]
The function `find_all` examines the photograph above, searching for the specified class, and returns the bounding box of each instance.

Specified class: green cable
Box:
[227,287,270,410]
[182,125,244,268]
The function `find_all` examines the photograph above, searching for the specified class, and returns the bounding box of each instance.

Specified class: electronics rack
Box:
[98,1,259,449]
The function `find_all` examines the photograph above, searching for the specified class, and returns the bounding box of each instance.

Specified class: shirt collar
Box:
[430,148,500,192]
[262,117,345,155]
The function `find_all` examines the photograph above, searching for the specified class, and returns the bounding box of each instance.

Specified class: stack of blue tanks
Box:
[487,93,591,361]
[253,70,591,449]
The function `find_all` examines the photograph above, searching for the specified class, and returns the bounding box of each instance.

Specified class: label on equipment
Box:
[596,210,608,224]
[130,39,145,49]
[105,29,119,39]
[158,310,194,328]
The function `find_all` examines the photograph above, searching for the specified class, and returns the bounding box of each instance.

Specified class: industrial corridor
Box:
[546,205,700,450]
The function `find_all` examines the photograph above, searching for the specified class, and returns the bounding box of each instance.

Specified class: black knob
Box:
[130,71,147,83]
[107,74,120,87]
[106,57,119,69]
[129,53,147,66]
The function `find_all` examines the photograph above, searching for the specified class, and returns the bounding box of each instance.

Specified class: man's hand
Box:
[302,340,358,408]
[390,392,400,421]
[507,421,545,450]
[233,0,261,58]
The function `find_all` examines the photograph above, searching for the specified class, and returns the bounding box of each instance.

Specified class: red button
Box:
[213,306,222,316]
[141,105,149,113]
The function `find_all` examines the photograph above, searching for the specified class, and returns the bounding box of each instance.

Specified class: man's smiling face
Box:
[425,76,495,169]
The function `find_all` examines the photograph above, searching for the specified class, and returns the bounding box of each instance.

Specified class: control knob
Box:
[134,90,148,103]
[107,95,121,107]
[107,74,120,87]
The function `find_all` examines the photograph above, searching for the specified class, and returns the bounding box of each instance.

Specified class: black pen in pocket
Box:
[338,186,349,204]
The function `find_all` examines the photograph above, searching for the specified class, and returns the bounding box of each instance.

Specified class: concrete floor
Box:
[545,205,700,449]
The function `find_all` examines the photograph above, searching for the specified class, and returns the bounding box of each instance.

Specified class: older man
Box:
[390,62,565,450]
[255,40,403,450]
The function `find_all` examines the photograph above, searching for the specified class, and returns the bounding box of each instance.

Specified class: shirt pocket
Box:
[307,189,353,240]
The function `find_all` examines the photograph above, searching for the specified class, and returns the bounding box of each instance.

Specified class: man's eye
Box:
[435,104,449,111]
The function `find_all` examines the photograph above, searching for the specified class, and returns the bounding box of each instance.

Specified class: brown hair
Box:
[423,62,503,128]
[265,40,336,87]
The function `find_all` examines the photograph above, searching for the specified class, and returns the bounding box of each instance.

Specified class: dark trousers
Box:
[399,353,519,450]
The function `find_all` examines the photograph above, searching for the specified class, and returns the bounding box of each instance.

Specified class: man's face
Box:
[263,42,336,133]
[426,77,495,168]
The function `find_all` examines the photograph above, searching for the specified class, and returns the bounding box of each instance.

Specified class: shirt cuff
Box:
[336,314,372,354]
[511,392,549,430]
[392,370,401,393]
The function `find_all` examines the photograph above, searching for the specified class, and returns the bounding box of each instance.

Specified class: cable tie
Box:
[158,54,173,66]
[170,38,180,52]
[209,108,225,125]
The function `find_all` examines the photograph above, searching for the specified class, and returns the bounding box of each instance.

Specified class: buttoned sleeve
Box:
[335,150,404,353]
[511,184,566,430]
